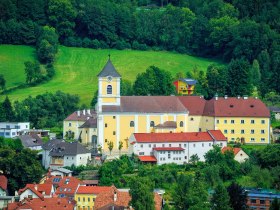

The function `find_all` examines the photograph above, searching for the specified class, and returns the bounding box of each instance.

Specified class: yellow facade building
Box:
[173,78,197,95]
[63,59,271,154]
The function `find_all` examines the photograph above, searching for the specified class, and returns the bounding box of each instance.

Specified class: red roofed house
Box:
[7,197,74,210]
[18,183,55,201]
[94,186,163,210]
[129,130,227,165]
[222,147,249,163]
[0,175,8,196]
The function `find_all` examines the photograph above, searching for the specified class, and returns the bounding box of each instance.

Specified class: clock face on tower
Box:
[107,76,112,82]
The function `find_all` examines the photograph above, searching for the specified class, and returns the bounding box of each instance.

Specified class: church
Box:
[63,59,271,154]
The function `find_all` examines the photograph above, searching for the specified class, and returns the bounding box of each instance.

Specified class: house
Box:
[246,188,280,209]
[0,122,30,138]
[7,197,74,210]
[50,168,73,177]
[44,175,84,200]
[173,78,197,95]
[221,147,249,163]
[42,139,91,169]
[129,130,227,165]
[269,106,280,120]
[0,175,13,209]
[63,59,271,154]
[75,186,112,210]
[17,183,54,201]
[63,110,97,145]
[18,134,43,150]
[94,186,163,210]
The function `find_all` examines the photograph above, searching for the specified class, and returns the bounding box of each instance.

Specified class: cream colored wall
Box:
[187,116,202,132]
[63,120,85,139]
[215,117,270,144]
[80,128,97,145]
[234,150,249,163]
[200,116,215,132]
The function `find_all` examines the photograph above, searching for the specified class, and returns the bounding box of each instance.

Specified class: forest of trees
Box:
[0,0,280,97]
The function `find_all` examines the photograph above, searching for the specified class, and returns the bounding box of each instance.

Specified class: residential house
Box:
[17,183,54,201]
[94,186,163,210]
[50,168,73,177]
[63,59,271,155]
[0,122,29,138]
[0,175,13,209]
[75,186,112,210]
[42,139,91,169]
[44,176,84,200]
[129,130,227,165]
[18,134,43,150]
[221,147,249,163]
[269,106,280,120]
[7,197,74,210]
[173,78,197,95]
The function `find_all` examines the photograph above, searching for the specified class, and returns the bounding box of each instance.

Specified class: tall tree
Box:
[2,96,15,122]
[129,177,155,210]
[206,64,227,98]
[227,182,247,210]
[250,59,261,88]
[226,58,252,96]
[0,74,6,90]
[211,183,232,210]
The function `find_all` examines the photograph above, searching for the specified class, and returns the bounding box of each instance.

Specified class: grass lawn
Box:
[0,45,223,105]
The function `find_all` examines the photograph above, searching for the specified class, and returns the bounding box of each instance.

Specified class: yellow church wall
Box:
[149,115,161,132]
[215,117,269,144]
[187,116,202,132]
[120,115,136,149]
[102,97,117,103]
[176,115,187,132]
[138,116,147,133]
[103,115,117,150]
[101,79,118,96]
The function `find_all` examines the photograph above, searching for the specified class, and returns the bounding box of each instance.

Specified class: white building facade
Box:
[0,122,30,138]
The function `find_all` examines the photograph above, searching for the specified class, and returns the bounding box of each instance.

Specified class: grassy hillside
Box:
[0,45,222,105]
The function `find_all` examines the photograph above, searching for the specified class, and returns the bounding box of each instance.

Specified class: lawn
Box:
[0,45,223,105]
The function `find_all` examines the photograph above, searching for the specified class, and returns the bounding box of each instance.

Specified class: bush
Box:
[114,40,131,50]
[132,41,148,51]
[99,40,109,49]
[91,39,100,49]
[82,37,92,48]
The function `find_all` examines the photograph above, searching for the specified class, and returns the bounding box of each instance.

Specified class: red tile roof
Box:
[18,183,53,198]
[177,96,206,115]
[222,147,242,155]
[0,175,8,191]
[133,130,227,143]
[65,110,96,121]
[138,156,157,162]
[76,186,112,194]
[203,97,270,117]
[153,147,184,151]
[7,197,74,210]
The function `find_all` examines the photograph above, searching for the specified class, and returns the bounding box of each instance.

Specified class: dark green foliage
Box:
[120,79,133,96]
[133,66,175,96]
[270,198,280,210]
[129,177,155,210]
[0,137,23,151]
[90,90,98,108]
[0,74,6,90]
[211,183,232,210]
[227,182,248,210]
[255,145,280,168]
[0,96,15,122]
[206,64,227,98]
[24,61,41,84]
[14,91,79,128]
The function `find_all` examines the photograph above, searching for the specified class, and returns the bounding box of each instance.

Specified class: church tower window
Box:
[107,85,112,94]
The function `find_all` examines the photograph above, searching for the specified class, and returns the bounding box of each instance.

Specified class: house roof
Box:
[155,121,177,129]
[177,96,206,115]
[94,186,162,210]
[97,59,121,78]
[64,109,96,121]
[18,183,54,199]
[203,97,270,117]
[18,134,43,148]
[269,106,280,112]
[138,156,157,162]
[132,130,227,143]
[0,175,8,191]
[102,96,188,113]
[7,197,74,210]
[79,117,97,128]
[76,186,112,194]
[153,147,184,151]
[179,78,197,85]
[221,147,242,155]
[45,141,90,156]
[52,168,72,174]
[45,176,83,196]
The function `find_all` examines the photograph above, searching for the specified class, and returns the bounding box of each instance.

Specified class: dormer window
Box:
[107,85,112,94]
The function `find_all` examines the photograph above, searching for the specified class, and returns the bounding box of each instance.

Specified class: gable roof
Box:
[18,184,50,199]
[43,141,90,156]
[76,186,112,194]
[18,134,43,148]
[132,130,227,143]
[179,78,197,85]
[138,156,157,162]
[102,96,188,113]
[177,96,206,115]
[79,117,97,128]
[97,59,121,78]
[221,147,242,155]
[65,109,96,121]
[0,175,8,191]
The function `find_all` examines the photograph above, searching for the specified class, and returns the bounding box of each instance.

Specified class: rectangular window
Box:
[149,144,151,148]
[260,200,265,204]
[216,119,219,124]
[113,131,116,135]
[261,120,265,124]
[261,130,265,134]
[209,143,211,146]
[261,138,265,142]
[250,199,256,204]
[241,130,245,134]
[113,116,116,119]
[162,144,165,147]
[231,129,235,134]
[139,152,144,155]
[105,123,107,127]
[88,198,90,202]
[140,144,143,148]
[224,120,227,124]
[153,144,156,148]
[184,144,186,148]
[202,143,204,147]
[78,197,80,201]
[251,129,255,134]
[224,129,228,134]
[251,120,255,124]
[231,138,235,141]
[220,143,223,147]
[231,120,235,124]
[68,123,71,126]
[193,144,196,148]
[199,128,202,132]
[250,138,255,142]
[179,144,181,147]
[168,154,171,159]
[241,120,245,124]
[169,144,171,147]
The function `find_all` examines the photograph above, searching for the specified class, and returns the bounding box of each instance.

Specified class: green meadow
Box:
[0,45,222,105]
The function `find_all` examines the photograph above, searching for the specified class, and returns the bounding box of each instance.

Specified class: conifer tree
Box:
[211,183,232,210]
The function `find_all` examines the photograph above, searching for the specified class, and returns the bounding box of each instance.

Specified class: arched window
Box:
[150,121,155,127]
[180,121,184,127]
[130,121,134,127]
[107,85,112,94]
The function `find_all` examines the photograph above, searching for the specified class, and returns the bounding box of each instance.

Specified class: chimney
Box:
[77,110,80,117]
[224,95,228,99]
[34,184,38,191]
[255,96,258,99]
[237,95,240,99]
[114,191,117,202]
[83,109,86,115]
[243,95,248,100]
[214,93,218,100]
